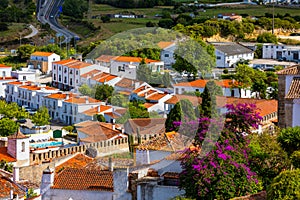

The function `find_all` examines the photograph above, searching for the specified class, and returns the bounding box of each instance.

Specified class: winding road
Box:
[36,0,80,43]
[24,25,39,39]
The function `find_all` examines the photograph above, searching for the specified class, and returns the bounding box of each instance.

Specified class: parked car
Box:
[16,118,27,123]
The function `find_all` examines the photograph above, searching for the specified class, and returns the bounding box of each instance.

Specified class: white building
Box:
[262,43,300,62]
[27,51,60,74]
[0,64,17,98]
[212,42,254,68]
[173,79,252,98]
[52,59,98,91]
[158,41,176,68]
[110,56,164,80]
[5,81,58,109]
[11,68,39,82]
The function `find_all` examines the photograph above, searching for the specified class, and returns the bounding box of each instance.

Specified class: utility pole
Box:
[272,1,275,34]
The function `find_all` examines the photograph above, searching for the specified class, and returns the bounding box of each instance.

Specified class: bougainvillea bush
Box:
[178,103,263,200]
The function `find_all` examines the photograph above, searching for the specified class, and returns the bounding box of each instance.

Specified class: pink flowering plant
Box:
[178,103,263,199]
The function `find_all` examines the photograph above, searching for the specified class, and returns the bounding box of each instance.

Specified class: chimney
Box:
[40,166,54,195]
[85,96,89,104]
[109,157,114,171]
[13,167,19,182]
[112,124,115,130]
[66,93,70,100]
[97,105,101,113]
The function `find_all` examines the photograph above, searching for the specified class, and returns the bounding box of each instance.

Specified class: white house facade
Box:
[262,43,300,62]
[28,51,60,74]
[158,41,176,68]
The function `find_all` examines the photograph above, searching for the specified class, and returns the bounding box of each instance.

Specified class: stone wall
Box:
[278,75,286,128]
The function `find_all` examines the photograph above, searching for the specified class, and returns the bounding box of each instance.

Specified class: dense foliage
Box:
[31,107,51,126]
[267,169,300,200]
[277,126,300,157]
[179,103,263,199]
[94,0,174,8]
[0,0,35,23]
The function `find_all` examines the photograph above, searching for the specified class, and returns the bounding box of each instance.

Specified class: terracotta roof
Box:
[90,72,110,81]
[31,51,54,57]
[19,85,57,91]
[144,102,157,108]
[157,41,175,49]
[104,108,127,119]
[132,85,152,94]
[53,59,76,65]
[81,69,102,78]
[125,118,166,136]
[162,172,180,179]
[46,92,76,100]
[7,81,31,85]
[83,105,111,116]
[0,174,25,198]
[164,94,202,107]
[55,154,94,174]
[226,97,278,117]
[0,147,16,162]
[0,77,17,80]
[95,55,118,62]
[146,93,167,101]
[138,89,157,97]
[174,79,237,88]
[115,78,143,89]
[285,77,300,99]
[276,65,300,75]
[137,132,188,151]
[66,61,92,69]
[52,168,114,192]
[75,121,123,143]
[0,64,11,68]
[97,74,118,83]
[7,130,28,139]
[118,91,131,96]
[112,56,160,64]
[64,96,100,104]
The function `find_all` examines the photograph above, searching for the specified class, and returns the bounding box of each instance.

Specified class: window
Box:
[59,75,61,82]
[53,65,56,70]
[53,58,55,61]
[64,68,67,73]
[2,71,5,77]
[70,78,73,86]
[70,70,73,74]
[59,66,61,71]
[21,142,25,152]
[76,71,78,75]
[76,79,78,84]
[118,66,125,72]
[53,75,56,81]
[217,56,221,60]
[64,77,67,83]
[23,76,26,80]
[165,54,169,57]
[266,46,268,48]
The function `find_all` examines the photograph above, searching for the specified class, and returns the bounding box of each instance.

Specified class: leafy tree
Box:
[162,72,172,88]
[249,132,291,189]
[17,45,35,61]
[267,169,300,200]
[31,107,50,126]
[94,84,114,102]
[62,0,88,19]
[101,15,110,23]
[234,63,255,96]
[173,38,215,77]
[38,44,67,59]
[0,22,8,31]
[0,118,19,136]
[0,160,13,173]
[116,102,149,124]
[27,188,38,198]
[93,114,106,122]
[158,18,174,29]
[62,125,74,133]
[254,44,263,59]
[78,84,94,96]
[257,32,278,44]
[136,64,151,83]
[252,70,267,99]
[278,126,300,157]
[291,150,300,169]
[111,93,128,107]
[179,104,263,199]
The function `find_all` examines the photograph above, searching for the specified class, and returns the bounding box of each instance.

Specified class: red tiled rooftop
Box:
[97,75,117,83]
[31,51,54,57]
[276,64,300,75]
[52,168,114,192]
[138,89,157,97]
[0,64,11,68]
[81,69,102,78]
[64,96,100,104]
[83,105,111,116]
[157,41,175,49]
[0,174,25,198]
[0,147,16,162]
[66,60,92,69]
[7,81,31,85]
[46,93,76,99]
[112,56,159,64]
[55,154,94,174]
[144,102,156,108]
[146,93,167,101]
[174,79,239,88]
[95,55,118,62]
[53,59,76,65]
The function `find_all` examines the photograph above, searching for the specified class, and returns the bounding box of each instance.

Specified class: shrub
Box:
[267,169,300,200]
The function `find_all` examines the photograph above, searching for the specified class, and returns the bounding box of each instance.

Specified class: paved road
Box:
[24,24,39,39]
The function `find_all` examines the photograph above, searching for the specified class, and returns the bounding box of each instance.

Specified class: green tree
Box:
[0,118,19,136]
[257,32,278,44]
[38,44,67,59]
[278,126,300,157]
[267,169,300,200]
[252,70,267,99]
[93,114,106,122]
[0,22,8,31]
[116,102,149,124]
[111,93,128,107]
[234,63,255,96]
[254,44,263,59]
[165,102,182,132]
[17,44,35,61]
[94,84,114,102]
[62,0,88,19]
[101,15,110,23]
[162,72,172,88]
[173,39,215,77]
[78,84,94,96]
[31,107,50,126]
[136,64,151,83]
[158,18,174,29]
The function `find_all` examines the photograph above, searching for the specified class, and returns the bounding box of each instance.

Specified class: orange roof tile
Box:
[64,96,100,104]
[157,41,175,49]
[52,168,114,192]
[7,81,31,85]
[53,59,77,65]
[55,154,94,174]
[67,61,92,69]
[138,89,157,97]
[31,51,54,57]
[285,77,300,99]
[0,174,25,198]
[132,85,152,94]
[276,64,300,75]
[80,70,102,78]
[0,77,17,81]
[0,147,16,162]
[83,105,111,116]
[19,85,56,91]
[7,130,28,139]
[174,79,237,88]
[146,93,167,101]
[95,55,118,62]
[112,56,159,64]
[144,102,156,108]
[0,64,11,68]
[97,75,117,83]
[46,93,76,100]
[75,121,123,143]
[165,94,202,106]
